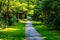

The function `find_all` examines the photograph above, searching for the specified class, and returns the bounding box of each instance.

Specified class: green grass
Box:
[0,22,25,40]
[32,21,60,40]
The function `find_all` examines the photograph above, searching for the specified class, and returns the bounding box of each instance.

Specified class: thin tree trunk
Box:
[0,2,2,13]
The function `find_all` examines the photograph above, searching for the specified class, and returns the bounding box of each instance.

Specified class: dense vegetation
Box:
[0,0,60,29]
[0,0,60,40]
[32,21,60,40]
[0,0,35,28]
[33,0,60,30]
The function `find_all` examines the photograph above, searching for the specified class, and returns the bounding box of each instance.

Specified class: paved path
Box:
[25,20,44,40]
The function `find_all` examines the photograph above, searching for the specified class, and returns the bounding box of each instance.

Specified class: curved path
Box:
[25,20,44,40]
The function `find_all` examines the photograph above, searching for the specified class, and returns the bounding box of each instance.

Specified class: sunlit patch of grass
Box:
[19,20,26,23]
[31,21,42,25]
[0,38,3,40]
[0,22,25,40]
[0,28,2,29]
[43,37,47,39]
[0,28,20,32]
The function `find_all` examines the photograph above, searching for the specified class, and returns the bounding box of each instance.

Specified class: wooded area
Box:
[0,0,60,30]
[0,0,60,40]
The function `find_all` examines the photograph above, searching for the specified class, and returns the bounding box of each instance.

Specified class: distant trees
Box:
[0,0,60,29]
[33,0,60,30]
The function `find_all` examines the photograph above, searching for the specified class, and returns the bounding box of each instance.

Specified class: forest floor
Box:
[0,21,25,40]
[25,20,44,40]
[32,21,60,40]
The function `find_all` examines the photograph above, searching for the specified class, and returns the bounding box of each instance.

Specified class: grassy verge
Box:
[0,22,25,40]
[32,21,60,40]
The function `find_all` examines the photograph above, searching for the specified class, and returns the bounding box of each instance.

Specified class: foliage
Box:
[0,0,60,29]
[33,0,60,29]
[0,0,35,28]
